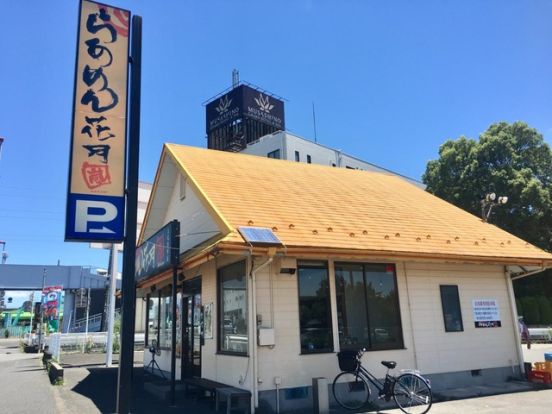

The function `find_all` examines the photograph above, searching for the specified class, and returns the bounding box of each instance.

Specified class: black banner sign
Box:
[474,321,501,328]
[135,220,180,282]
[206,85,285,132]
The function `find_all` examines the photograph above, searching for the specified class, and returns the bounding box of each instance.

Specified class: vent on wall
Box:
[179,175,187,200]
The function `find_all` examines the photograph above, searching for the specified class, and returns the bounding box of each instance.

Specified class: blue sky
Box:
[0,0,551,268]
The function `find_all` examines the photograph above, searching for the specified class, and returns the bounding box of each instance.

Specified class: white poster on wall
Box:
[472,298,501,328]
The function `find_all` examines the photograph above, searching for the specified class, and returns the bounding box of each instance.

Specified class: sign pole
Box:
[106,243,118,366]
[116,14,142,414]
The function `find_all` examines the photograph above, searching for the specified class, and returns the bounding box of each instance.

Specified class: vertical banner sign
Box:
[66,0,130,242]
[42,286,64,332]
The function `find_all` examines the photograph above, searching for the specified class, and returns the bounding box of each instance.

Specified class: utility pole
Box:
[38,268,46,351]
[106,243,118,366]
[83,286,90,352]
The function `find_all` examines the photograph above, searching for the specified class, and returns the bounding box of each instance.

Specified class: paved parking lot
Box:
[377,388,552,414]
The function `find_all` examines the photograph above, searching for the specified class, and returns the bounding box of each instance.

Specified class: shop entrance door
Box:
[182,277,202,378]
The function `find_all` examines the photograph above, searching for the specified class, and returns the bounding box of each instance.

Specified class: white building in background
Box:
[240,131,425,188]
[89,181,152,332]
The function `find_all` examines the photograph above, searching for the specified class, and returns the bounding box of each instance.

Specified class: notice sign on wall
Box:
[473,299,501,328]
[65,0,130,242]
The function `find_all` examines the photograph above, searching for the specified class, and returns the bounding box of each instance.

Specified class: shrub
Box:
[521,296,540,325]
[537,296,552,324]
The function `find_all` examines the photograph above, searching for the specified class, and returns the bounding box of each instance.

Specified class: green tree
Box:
[423,121,552,304]
[423,121,552,250]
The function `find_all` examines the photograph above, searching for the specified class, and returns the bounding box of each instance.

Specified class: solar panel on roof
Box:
[238,226,283,246]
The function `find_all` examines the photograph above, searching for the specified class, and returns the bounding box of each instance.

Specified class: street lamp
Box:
[481,192,508,222]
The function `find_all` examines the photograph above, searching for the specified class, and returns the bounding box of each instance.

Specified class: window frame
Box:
[440,284,464,332]
[267,149,281,159]
[297,260,334,354]
[334,262,404,351]
[217,260,249,356]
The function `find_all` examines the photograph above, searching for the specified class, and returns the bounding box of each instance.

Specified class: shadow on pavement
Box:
[71,367,219,414]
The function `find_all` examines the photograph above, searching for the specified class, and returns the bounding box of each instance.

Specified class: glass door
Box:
[182,277,202,378]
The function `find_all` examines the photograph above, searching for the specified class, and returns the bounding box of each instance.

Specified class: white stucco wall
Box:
[163,173,221,254]
[404,262,518,374]
[142,256,519,394]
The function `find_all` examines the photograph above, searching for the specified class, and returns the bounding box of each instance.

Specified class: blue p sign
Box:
[66,194,125,242]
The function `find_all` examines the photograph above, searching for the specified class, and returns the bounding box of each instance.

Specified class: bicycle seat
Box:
[381,361,396,369]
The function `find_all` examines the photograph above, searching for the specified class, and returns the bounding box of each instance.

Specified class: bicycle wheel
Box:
[332,371,371,410]
[392,373,432,414]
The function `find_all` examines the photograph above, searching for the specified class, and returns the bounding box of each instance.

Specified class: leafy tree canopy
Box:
[423,121,552,252]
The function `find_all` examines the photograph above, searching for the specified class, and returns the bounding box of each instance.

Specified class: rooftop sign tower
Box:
[205,73,285,152]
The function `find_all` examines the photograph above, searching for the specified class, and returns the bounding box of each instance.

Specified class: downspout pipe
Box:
[250,255,274,411]
[504,267,525,377]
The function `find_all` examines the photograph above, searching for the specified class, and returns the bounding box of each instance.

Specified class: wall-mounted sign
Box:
[135,221,180,283]
[206,84,285,132]
[473,298,501,328]
[66,0,130,242]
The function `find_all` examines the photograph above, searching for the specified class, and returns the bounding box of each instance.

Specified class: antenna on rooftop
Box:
[312,102,318,143]
[232,69,239,88]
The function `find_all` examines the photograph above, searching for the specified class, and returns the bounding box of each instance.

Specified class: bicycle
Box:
[333,349,432,414]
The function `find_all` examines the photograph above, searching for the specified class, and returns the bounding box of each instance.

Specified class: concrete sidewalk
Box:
[0,339,61,414]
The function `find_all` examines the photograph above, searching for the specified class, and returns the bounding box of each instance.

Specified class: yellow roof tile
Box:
[164,144,552,265]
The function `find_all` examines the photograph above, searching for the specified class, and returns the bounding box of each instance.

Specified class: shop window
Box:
[159,286,172,349]
[146,293,160,346]
[267,149,281,159]
[440,285,463,332]
[335,263,403,350]
[298,261,333,353]
[218,260,248,355]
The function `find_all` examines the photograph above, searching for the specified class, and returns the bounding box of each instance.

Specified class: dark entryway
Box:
[182,277,202,378]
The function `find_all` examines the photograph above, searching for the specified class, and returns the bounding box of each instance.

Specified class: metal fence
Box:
[1,325,30,338]
[44,332,145,358]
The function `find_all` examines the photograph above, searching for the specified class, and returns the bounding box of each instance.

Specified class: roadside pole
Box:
[83,286,90,352]
[116,14,142,414]
[106,243,118,366]
[38,268,46,351]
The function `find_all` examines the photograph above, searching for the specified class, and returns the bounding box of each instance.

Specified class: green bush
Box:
[516,299,523,318]
[112,335,120,353]
[537,296,552,324]
[521,296,540,325]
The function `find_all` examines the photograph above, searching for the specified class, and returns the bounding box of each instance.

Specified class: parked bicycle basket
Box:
[337,350,360,371]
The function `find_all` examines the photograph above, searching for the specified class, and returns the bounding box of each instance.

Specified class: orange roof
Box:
[162,144,552,267]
